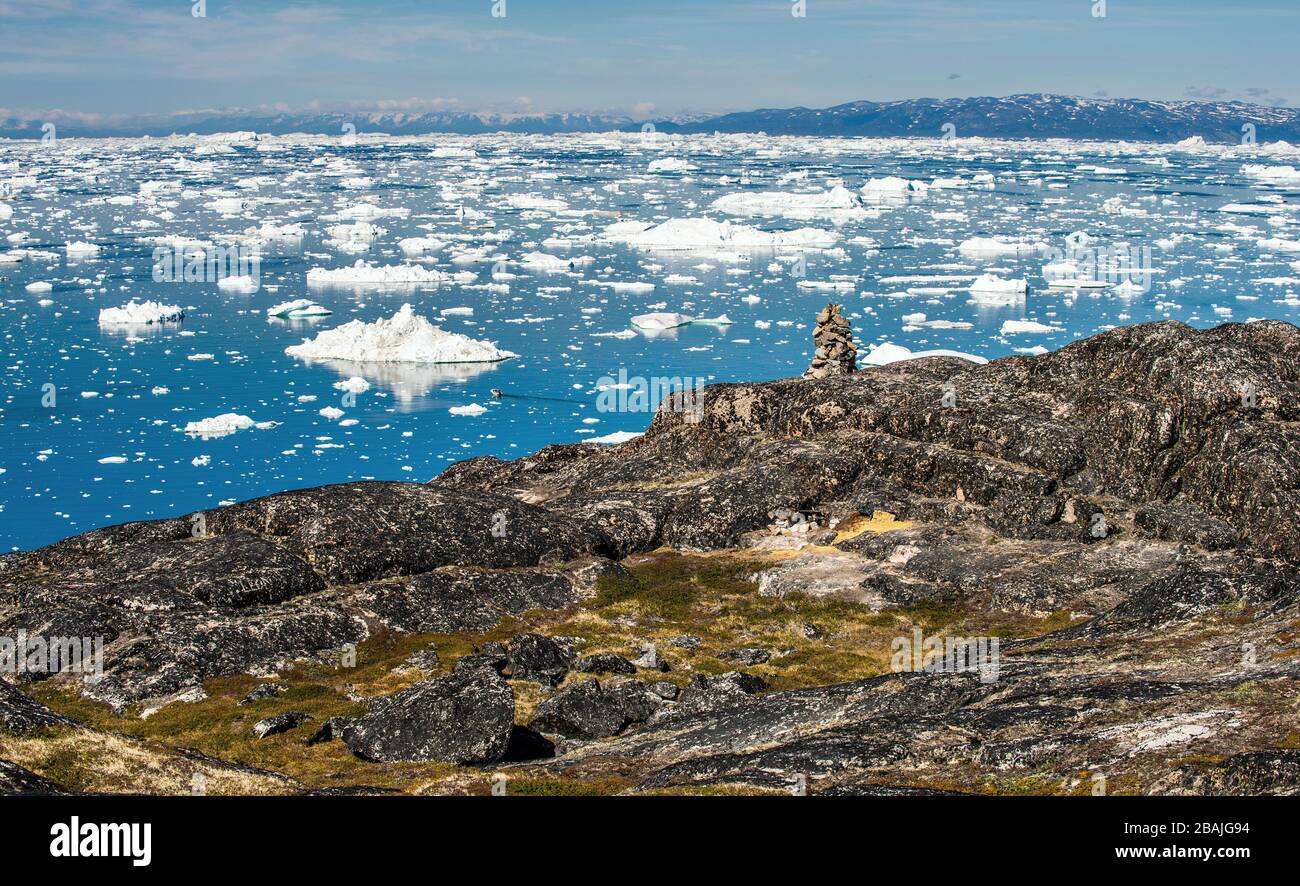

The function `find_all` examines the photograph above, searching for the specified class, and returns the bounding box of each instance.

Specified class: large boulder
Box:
[342,670,515,765]
[506,633,574,687]
[530,679,629,739]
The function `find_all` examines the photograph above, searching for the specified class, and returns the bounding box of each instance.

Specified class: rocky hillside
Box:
[1,318,1298,795]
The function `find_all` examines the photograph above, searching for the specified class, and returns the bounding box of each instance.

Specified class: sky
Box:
[0,0,1296,120]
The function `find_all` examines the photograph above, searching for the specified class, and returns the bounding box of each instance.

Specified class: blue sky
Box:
[0,0,1295,118]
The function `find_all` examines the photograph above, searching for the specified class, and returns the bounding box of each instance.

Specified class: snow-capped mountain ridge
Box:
[1,95,1296,142]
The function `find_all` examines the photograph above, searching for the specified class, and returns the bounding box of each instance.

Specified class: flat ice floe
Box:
[647,157,696,173]
[520,252,593,272]
[862,342,988,365]
[98,300,184,325]
[1001,319,1062,334]
[711,186,867,221]
[1241,164,1300,186]
[587,430,643,445]
[306,260,475,287]
[603,218,839,251]
[958,237,1041,259]
[285,304,518,364]
[631,312,733,330]
[597,281,655,294]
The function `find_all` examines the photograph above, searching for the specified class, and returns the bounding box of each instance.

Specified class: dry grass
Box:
[20,548,1083,795]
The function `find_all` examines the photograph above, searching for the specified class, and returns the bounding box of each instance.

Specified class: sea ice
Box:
[712,186,866,221]
[604,218,839,252]
[184,413,255,438]
[306,260,470,286]
[1001,319,1061,334]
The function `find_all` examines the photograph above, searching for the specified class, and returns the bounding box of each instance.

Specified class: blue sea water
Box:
[1,133,1297,551]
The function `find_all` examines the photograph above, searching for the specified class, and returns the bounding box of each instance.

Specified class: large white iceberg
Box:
[184,413,255,438]
[1241,164,1300,187]
[969,274,1027,297]
[99,300,184,326]
[65,241,102,258]
[285,304,517,364]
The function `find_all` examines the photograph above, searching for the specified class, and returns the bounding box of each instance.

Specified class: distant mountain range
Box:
[2,95,1297,143]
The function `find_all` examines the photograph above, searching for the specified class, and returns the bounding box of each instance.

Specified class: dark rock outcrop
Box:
[341,670,514,765]
[252,711,311,739]
[505,634,574,687]
[3,319,1299,793]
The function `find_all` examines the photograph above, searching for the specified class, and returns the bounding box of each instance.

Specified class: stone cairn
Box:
[804,303,857,378]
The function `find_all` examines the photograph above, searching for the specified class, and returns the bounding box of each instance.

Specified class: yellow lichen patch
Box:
[833,510,914,543]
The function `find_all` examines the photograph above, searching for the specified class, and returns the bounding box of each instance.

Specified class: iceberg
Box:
[217,275,259,292]
[969,274,1028,296]
[99,301,185,326]
[1241,164,1300,187]
[268,299,332,318]
[586,430,643,445]
[184,413,255,438]
[958,237,1040,259]
[711,186,866,220]
[862,342,987,366]
[647,157,696,172]
[861,177,927,202]
[1001,319,1061,334]
[631,312,693,330]
[597,281,656,294]
[1257,238,1300,253]
[306,260,468,287]
[65,241,102,257]
[285,304,518,365]
[507,194,567,212]
[521,252,590,272]
[398,236,445,256]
